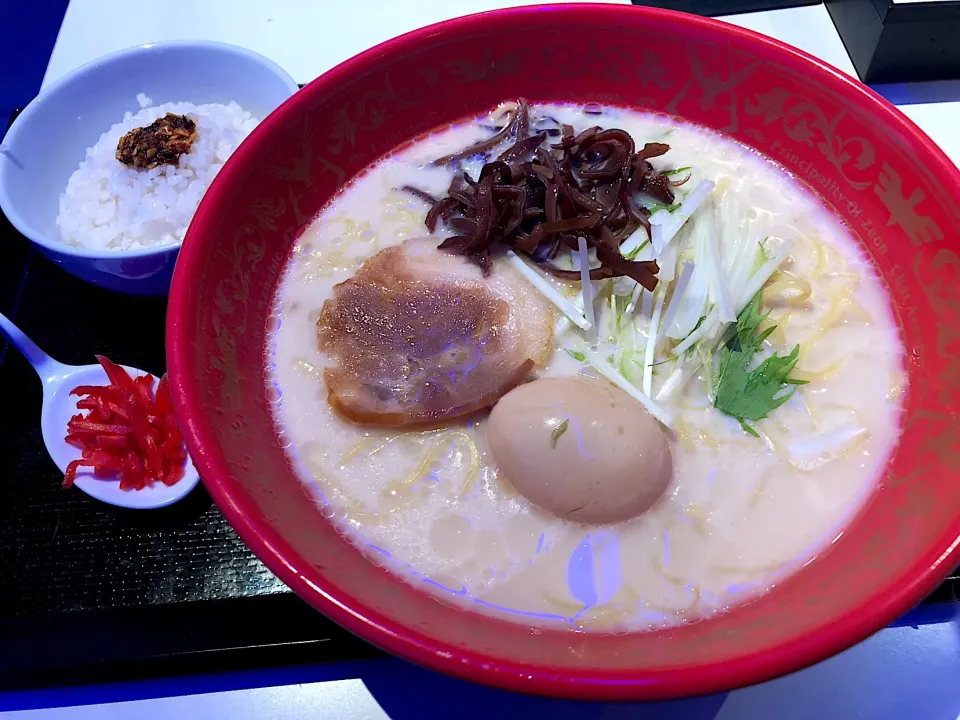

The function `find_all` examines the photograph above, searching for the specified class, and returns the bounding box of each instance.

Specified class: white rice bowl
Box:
[56,94,259,252]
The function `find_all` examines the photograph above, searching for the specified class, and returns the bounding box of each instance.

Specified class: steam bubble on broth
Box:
[266,102,905,632]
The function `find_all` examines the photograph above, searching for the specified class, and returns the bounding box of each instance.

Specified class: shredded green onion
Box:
[624,239,650,261]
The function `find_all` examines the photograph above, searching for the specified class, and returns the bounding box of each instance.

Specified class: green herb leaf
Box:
[713,293,805,434]
[551,418,570,448]
[565,348,587,362]
[662,166,692,177]
[739,418,760,438]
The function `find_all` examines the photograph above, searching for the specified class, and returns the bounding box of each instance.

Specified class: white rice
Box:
[56,94,259,251]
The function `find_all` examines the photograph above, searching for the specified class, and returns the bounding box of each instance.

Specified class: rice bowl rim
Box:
[0,39,299,260]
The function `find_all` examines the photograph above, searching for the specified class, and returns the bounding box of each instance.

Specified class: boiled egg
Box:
[487,377,672,524]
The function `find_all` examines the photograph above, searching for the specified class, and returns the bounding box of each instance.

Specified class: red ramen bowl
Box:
[167,4,960,700]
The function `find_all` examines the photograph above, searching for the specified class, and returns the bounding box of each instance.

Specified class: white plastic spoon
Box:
[0,312,199,509]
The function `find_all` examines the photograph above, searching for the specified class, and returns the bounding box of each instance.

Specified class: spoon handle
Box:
[0,311,64,379]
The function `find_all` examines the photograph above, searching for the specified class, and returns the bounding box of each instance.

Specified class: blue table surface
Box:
[1,2,69,119]
[1,603,959,717]
[3,4,960,718]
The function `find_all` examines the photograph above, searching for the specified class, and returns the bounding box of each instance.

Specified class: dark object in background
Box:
[826,0,960,83]
[632,0,819,15]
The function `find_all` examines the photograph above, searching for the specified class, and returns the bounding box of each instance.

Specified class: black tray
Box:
[0,227,382,692]
[2,68,957,690]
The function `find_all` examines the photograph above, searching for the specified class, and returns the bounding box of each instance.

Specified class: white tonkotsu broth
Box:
[266,104,905,632]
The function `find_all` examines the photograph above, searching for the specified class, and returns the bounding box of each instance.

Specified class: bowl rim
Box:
[0,39,300,261]
[169,3,960,700]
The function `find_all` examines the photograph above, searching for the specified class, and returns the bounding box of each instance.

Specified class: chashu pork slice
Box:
[318,238,554,427]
